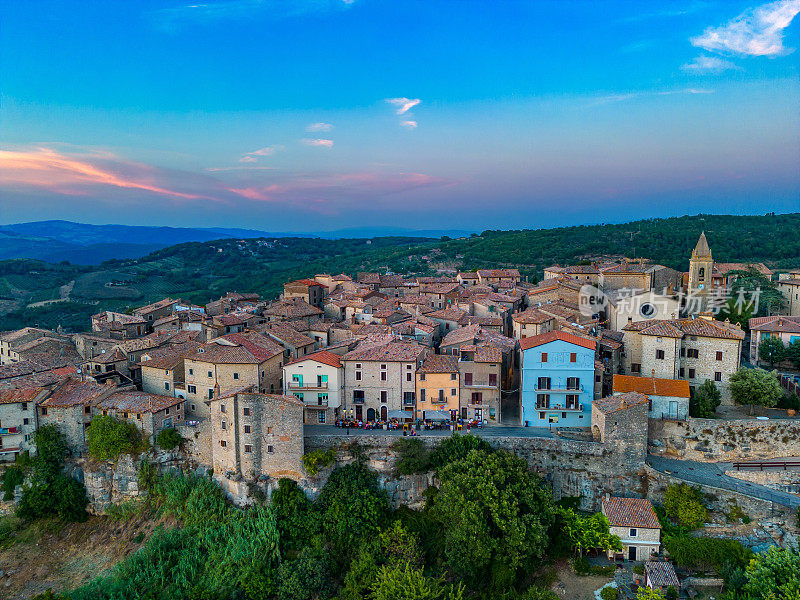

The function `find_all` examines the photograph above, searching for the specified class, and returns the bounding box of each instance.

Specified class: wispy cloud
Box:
[0,146,210,200]
[239,145,283,163]
[152,0,357,31]
[306,122,333,132]
[682,55,738,73]
[401,120,418,129]
[301,138,334,148]
[691,0,800,56]
[386,97,421,115]
[590,88,714,105]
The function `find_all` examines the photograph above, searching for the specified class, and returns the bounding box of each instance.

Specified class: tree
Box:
[759,337,786,368]
[663,483,707,530]
[690,380,721,418]
[271,477,319,553]
[393,438,431,475]
[558,509,622,556]
[745,546,800,600]
[276,543,334,600]
[428,433,493,469]
[636,588,665,600]
[155,427,183,451]
[87,415,144,461]
[378,520,423,567]
[430,449,555,589]
[370,563,464,600]
[730,368,784,415]
[786,339,800,370]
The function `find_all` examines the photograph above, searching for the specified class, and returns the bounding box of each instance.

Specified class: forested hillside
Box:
[1,213,797,332]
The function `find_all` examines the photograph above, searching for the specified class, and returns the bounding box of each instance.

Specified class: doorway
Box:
[367,408,376,421]
[628,546,636,561]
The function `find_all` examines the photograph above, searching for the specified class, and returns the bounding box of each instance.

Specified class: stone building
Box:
[621,317,744,402]
[183,333,286,418]
[97,390,185,439]
[209,392,305,482]
[777,271,800,317]
[748,315,800,365]
[0,387,48,460]
[341,341,429,422]
[602,495,661,562]
[283,350,344,424]
[283,279,326,308]
[37,378,117,455]
[612,374,690,421]
[132,298,179,324]
[605,289,680,332]
[262,298,324,325]
[0,328,63,366]
[590,391,649,471]
[511,308,556,339]
[262,323,317,359]
[415,354,460,421]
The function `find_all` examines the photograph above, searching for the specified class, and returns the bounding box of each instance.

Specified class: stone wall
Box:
[725,469,800,494]
[649,418,800,462]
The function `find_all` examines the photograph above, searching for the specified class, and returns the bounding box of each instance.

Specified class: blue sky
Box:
[1,0,798,231]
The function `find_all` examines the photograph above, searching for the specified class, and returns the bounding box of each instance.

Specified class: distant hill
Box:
[0,221,475,263]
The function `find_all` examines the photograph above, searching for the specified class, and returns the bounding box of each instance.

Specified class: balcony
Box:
[352,397,365,405]
[289,381,329,390]
[535,403,584,412]
[463,381,498,389]
[0,426,20,435]
[304,400,329,408]
[403,399,416,407]
[533,384,584,393]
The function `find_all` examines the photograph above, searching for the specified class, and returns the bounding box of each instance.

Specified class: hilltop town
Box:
[2,231,800,599]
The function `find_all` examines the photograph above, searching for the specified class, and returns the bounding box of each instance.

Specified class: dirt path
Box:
[25,279,74,309]
[550,560,614,600]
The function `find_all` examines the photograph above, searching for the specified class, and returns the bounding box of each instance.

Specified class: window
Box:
[21,403,27,411]
[166,407,170,415]
[419,373,426,381]
[679,368,685,378]
[687,348,699,359]
[381,364,387,370]
[221,421,227,430]
[381,371,387,381]
[244,445,252,453]
[656,349,665,360]
[539,411,545,420]
[716,351,723,361]
[538,376,550,390]
[318,411,326,424]
[189,368,194,375]
[688,368,696,379]
[165,382,170,390]
[318,393,328,405]
[680,348,686,357]
[23,418,29,425]
[566,377,580,390]
[208,371,213,378]
[188,385,196,394]
[41,407,48,416]
[221,404,226,413]
[420,389,426,402]
[233,372,239,380]
[631,363,641,373]
[244,425,251,433]
[84,406,91,414]
[381,391,388,403]
[243,407,250,416]
[715,371,722,382]
[267,445,274,454]
[220,440,227,447]
[570,352,577,363]
[464,372,473,385]
[489,373,497,386]
[450,373,457,380]
[630,528,637,537]
[353,390,365,403]
[356,363,362,369]
[451,388,457,396]
[536,394,550,409]
[566,394,579,409]
[541,352,548,363]
[355,371,362,381]
[406,372,412,382]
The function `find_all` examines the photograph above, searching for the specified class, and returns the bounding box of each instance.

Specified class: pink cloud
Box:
[386,97,421,114]
[301,138,334,148]
[401,120,418,129]
[0,146,209,200]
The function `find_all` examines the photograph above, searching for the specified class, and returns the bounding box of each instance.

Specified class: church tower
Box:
[688,232,714,306]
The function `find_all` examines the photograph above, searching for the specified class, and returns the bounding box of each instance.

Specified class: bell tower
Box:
[688,232,714,307]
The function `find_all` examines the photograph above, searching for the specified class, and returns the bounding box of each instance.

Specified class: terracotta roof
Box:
[134,298,177,316]
[427,307,468,321]
[457,315,504,327]
[89,348,128,364]
[613,374,690,398]
[623,318,745,341]
[0,387,48,405]
[188,333,283,364]
[748,315,800,334]
[285,349,342,369]
[458,271,479,279]
[519,330,596,351]
[593,392,650,414]
[423,282,461,295]
[286,278,325,287]
[342,341,426,362]
[0,364,77,390]
[513,308,555,325]
[40,378,110,407]
[118,331,176,353]
[264,323,316,348]
[263,298,323,319]
[99,390,183,414]
[417,354,459,374]
[714,262,772,277]
[603,496,659,529]
[478,269,520,278]
[600,262,659,274]
[459,344,503,363]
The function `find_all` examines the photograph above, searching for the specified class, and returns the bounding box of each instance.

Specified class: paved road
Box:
[647,456,800,509]
[305,424,557,439]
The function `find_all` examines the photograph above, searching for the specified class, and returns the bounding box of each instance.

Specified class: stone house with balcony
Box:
[601,495,661,562]
[210,392,305,482]
[97,390,185,440]
[37,377,118,455]
[282,350,343,424]
[0,387,48,461]
[183,333,285,418]
[612,374,690,421]
[415,354,460,421]
[748,315,800,366]
[455,345,504,423]
[621,317,744,402]
[520,331,596,427]
[341,341,429,422]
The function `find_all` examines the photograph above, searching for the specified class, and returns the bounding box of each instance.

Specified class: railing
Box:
[533,385,584,392]
[0,446,21,454]
[0,427,20,435]
[289,381,329,390]
[732,460,800,471]
[403,399,416,406]
[304,399,329,407]
[352,397,365,404]
[535,404,583,412]
[463,381,498,388]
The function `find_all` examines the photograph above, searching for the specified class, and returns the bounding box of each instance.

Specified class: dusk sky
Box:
[1,0,799,232]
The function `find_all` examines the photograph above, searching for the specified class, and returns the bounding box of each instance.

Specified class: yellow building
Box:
[415,354,460,421]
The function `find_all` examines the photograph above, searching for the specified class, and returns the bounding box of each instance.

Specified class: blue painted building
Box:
[520,331,596,427]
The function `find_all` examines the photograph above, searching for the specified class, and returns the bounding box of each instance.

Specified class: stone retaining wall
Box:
[649,418,800,462]
[725,469,800,494]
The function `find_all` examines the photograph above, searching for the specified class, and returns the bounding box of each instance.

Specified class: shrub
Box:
[663,483,708,529]
[601,587,620,600]
[155,427,183,451]
[393,437,431,475]
[1,466,25,500]
[664,536,752,573]
[429,433,492,469]
[302,447,336,476]
[87,415,144,461]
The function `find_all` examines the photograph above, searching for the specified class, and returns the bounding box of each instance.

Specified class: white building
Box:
[282,350,344,424]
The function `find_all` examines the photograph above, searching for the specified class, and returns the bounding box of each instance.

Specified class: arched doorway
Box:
[592,424,602,442]
[380,406,387,421]
[367,408,376,421]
